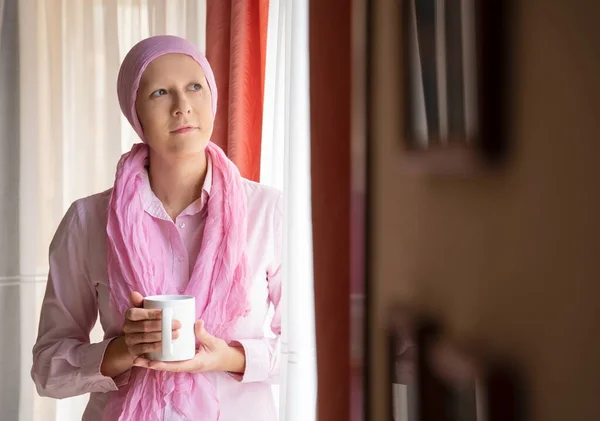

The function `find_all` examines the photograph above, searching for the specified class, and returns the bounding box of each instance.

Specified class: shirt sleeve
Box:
[230,191,283,384]
[31,201,121,399]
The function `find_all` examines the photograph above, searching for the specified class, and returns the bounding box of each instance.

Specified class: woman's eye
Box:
[189,83,202,91]
[150,89,167,98]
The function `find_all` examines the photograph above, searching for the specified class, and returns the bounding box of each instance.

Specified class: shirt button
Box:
[178,222,186,229]
[177,256,184,263]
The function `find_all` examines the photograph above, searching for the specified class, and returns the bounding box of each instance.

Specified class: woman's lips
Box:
[171,126,198,134]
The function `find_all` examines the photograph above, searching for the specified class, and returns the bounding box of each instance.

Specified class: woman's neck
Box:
[148,151,208,221]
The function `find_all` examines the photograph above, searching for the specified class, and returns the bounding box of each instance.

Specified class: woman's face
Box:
[135,53,214,160]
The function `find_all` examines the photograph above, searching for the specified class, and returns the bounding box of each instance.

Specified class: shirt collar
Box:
[140,155,212,220]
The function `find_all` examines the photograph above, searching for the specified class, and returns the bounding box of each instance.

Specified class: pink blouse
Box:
[31,158,282,421]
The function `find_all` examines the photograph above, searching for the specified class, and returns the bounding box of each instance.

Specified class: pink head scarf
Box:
[116,34,219,140]
[104,35,250,421]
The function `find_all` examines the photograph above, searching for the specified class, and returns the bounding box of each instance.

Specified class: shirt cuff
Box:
[228,339,270,383]
[113,369,132,388]
[80,338,121,392]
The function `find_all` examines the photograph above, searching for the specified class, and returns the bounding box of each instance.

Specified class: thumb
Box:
[130,291,144,308]
[194,320,214,345]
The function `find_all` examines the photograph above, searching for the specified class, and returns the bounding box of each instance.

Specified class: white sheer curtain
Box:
[260,1,317,420]
[14,1,206,420]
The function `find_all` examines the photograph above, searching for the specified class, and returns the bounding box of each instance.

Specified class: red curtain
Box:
[310,0,352,420]
[206,0,269,181]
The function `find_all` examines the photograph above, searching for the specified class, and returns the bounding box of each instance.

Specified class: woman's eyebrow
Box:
[137,78,153,91]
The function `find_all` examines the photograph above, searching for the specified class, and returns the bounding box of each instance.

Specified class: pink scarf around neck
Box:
[103,35,249,421]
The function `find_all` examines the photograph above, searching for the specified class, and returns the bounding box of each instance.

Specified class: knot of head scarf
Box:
[104,35,249,421]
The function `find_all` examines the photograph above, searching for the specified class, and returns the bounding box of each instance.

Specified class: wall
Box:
[369,1,600,420]
[0,0,21,419]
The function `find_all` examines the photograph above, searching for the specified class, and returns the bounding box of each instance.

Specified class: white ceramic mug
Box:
[143,295,196,362]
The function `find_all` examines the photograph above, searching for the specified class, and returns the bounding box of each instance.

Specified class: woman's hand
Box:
[100,291,181,378]
[122,291,181,358]
[132,320,246,374]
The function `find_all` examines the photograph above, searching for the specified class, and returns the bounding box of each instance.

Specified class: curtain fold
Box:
[280,0,317,419]
[259,1,317,420]
[12,2,209,420]
[259,0,284,191]
[0,0,5,46]
[309,1,352,420]
[1,1,23,420]
[206,0,269,181]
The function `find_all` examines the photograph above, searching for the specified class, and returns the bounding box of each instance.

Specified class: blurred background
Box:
[2,0,600,420]
[366,1,600,420]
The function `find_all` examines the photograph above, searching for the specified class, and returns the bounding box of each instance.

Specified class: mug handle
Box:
[162,308,174,359]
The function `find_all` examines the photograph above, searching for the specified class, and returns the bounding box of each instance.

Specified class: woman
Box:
[31,35,282,421]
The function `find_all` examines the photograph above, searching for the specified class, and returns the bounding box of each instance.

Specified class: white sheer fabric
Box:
[13,1,206,420]
[260,1,317,420]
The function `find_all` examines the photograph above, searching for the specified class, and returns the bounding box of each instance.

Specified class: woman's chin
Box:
[147,145,207,164]
[171,135,209,151]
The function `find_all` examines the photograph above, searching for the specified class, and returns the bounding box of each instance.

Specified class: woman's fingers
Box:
[125,330,180,357]
[130,291,145,307]
[123,319,161,334]
[124,331,162,346]
[123,318,181,334]
[130,341,162,356]
[124,330,180,346]
[125,308,162,322]
[120,305,182,357]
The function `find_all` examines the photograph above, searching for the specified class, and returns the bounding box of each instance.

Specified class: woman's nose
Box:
[172,94,192,116]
